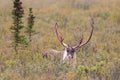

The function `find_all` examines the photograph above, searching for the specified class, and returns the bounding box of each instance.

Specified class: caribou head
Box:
[54,17,94,61]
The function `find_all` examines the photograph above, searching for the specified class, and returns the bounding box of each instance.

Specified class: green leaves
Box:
[11,0,35,54]
[26,8,35,43]
[11,0,27,54]
[12,0,24,18]
[77,65,90,75]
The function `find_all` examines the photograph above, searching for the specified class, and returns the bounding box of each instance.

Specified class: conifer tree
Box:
[11,0,27,54]
[26,8,35,43]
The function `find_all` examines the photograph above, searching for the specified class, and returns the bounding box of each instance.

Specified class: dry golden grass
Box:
[0,0,120,80]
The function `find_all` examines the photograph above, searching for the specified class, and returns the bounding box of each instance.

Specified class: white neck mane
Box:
[63,49,68,60]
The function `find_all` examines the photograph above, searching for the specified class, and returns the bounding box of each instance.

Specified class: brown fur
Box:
[43,49,77,68]
[43,49,64,62]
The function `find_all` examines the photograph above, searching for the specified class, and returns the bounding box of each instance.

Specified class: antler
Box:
[73,17,94,50]
[54,22,68,48]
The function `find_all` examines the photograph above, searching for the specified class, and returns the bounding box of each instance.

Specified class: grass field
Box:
[0,0,120,80]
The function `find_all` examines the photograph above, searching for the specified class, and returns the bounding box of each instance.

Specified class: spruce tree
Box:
[26,8,35,43]
[11,0,27,54]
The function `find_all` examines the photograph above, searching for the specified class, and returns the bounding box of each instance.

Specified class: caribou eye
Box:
[67,49,69,52]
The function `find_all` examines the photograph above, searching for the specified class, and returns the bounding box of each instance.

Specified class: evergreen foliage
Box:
[26,8,35,42]
[10,0,28,54]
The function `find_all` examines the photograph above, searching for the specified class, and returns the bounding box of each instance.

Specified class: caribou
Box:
[43,17,94,66]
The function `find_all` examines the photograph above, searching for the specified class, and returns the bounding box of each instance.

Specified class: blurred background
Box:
[0,0,120,80]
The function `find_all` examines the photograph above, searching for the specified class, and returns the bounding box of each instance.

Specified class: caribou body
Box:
[43,17,94,66]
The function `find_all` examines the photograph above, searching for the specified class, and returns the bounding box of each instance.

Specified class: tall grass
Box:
[0,0,120,80]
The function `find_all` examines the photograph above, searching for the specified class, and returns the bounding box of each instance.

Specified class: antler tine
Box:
[73,35,83,49]
[79,17,94,47]
[54,22,68,48]
[73,17,94,50]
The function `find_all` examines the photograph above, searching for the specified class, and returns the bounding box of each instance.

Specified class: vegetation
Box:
[10,0,27,54]
[0,0,120,80]
[26,8,35,43]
